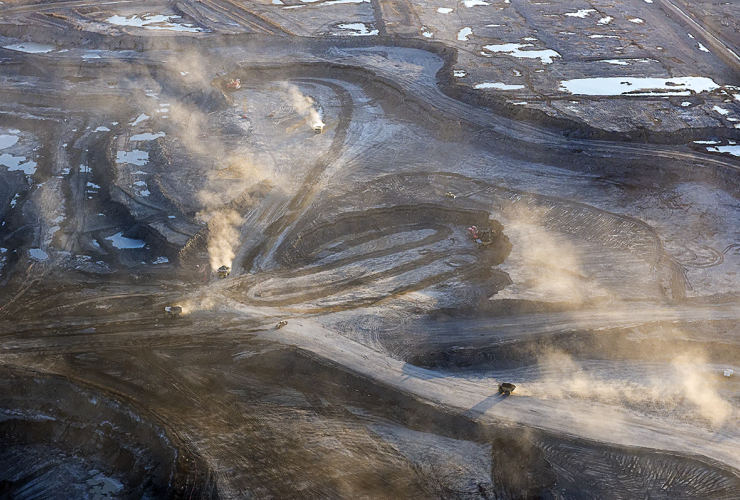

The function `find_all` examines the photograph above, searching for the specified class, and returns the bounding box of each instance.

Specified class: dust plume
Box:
[527,347,735,427]
[283,83,324,129]
[199,209,242,270]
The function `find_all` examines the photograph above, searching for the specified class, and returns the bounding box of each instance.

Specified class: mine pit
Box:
[1,0,740,497]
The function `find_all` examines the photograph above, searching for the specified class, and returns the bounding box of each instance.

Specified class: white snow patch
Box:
[0,135,19,150]
[106,232,146,249]
[421,28,433,38]
[458,27,473,41]
[116,150,149,166]
[323,0,369,4]
[130,132,165,141]
[597,16,613,25]
[697,43,710,53]
[153,256,169,264]
[463,0,489,7]
[565,9,595,18]
[694,140,720,145]
[106,14,203,32]
[713,106,730,116]
[87,182,101,189]
[336,23,378,36]
[629,18,645,24]
[454,70,467,78]
[483,43,561,64]
[560,76,719,96]
[94,126,110,132]
[474,82,526,90]
[589,34,618,38]
[681,101,692,107]
[4,43,55,54]
[437,7,453,13]
[601,59,629,65]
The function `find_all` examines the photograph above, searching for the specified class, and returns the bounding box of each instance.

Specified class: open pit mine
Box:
[2,0,740,498]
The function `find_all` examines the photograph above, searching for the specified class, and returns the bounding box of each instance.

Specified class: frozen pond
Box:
[106,14,203,33]
[560,77,719,96]
[131,114,149,126]
[29,248,49,261]
[0,154,36,175]
[3,42,55,54]
[482,43,561,64]
[0,135,19,150]
[105,232,146,249]
[116,150,149,166]
[707,145,740,157]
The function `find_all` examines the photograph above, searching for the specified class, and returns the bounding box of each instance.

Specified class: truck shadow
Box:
[465,392,508,419]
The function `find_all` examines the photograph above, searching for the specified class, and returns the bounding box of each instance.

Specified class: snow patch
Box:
[474,82,526,90]
[483,43,561,64]
[130,132,165,141]
[106,14,203,32]
[458,27,473,41]
[565,9,595,18]
[336,23,378,36]
[437,7,453,13]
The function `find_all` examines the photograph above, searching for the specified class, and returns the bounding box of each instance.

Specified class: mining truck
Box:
[165,306,183,318]
[314,123,324,134]
[225,78,241,91]
[467,225,495,247]
[217,265,231,279]
[498,383,516,395]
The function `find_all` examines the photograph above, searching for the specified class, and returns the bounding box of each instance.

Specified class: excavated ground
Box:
[2,0,740,498]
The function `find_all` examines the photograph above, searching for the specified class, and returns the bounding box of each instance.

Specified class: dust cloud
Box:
[283,83,324,129]
[527,347,735,427]
[200,209,242,270]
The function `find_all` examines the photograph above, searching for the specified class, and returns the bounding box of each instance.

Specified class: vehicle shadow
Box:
[465,392,508,419]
